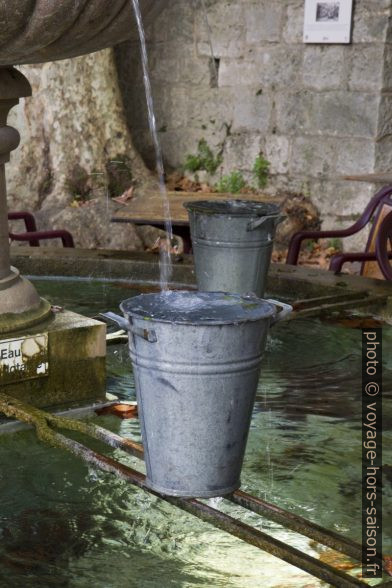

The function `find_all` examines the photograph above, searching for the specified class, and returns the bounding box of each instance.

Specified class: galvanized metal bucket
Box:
[185,200,283,298]
[109,291,292,498]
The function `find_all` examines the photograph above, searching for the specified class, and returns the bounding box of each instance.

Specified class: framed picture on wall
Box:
[303,0,353,43]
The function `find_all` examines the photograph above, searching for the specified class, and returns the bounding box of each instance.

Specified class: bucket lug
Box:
[100,312,157,342]
[100,312,129,331]
[130,325,158,343]
[265,299,293,324]
[247,214,285,232]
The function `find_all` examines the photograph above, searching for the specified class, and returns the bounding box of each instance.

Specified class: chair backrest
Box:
[376,210,392,280]
[362,190,392,278]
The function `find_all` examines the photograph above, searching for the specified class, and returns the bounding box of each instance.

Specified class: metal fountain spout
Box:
[0,1,165,333]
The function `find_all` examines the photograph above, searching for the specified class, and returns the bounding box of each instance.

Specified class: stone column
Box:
[0,67,51,333]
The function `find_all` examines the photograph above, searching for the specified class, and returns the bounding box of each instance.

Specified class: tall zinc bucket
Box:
[185,200,283,298]
[119,291,291,498]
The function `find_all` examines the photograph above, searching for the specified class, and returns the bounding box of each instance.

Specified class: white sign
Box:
[303,0,353,44]
[0,334,49,385]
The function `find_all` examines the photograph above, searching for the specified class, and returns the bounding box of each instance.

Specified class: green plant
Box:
[305,239,317,252]
[216,170,246,193]
[252,154,270,189]
[184,139,222,175]
[328,238,342,251]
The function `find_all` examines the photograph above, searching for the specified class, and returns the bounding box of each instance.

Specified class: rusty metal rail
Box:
[91,426,365,562]
[0,394,389,587]
[56,431,367,588]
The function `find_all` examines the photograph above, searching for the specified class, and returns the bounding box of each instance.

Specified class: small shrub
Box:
[216,171,246,193]
[184,139,222,175]
[252,154,270,189]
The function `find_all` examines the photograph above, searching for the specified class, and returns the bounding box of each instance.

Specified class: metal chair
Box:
[376,210,392,280]
[286,185,392,278]
[8,211,74,247]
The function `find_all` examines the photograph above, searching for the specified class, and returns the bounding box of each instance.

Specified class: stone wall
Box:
[116,0,392,249]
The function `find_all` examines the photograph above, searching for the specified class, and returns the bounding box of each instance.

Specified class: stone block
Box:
[334,139,375,175]
[290,136,338,176]
[346,45,384,91]
[194,2,245,56]
[151,43,209,86]
[275,90,314,135]
[375,135,392,170]
[0,311,106,409]
[352,7,390,43]
[185,87,234,129]
[197,39,244,59]
[218,58,259,87]
[220,46,302,89]
[220,133,263,176]
[302,46,345,90]
[150,1,194,43]
[264,135,291,175]
[382,44,392,90]
[282,0,304,43]
[311,92,378,138]
[290,135,374,180]
[307,179,374,220]
[376,95,392,139]
[232,90,272,132]
[244,2,284,44]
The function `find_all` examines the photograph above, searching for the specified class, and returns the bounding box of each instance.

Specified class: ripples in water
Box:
[0,280,390,586]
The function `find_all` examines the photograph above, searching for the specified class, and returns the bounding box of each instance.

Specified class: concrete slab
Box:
[0,309,106,409]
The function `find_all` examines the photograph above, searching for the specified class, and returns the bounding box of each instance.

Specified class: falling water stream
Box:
[130,0,173,290]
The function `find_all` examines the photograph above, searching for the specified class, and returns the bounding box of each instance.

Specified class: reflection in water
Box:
[0,279,390,586]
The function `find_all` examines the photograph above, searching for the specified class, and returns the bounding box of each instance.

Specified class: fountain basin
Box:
[0,0,165,66]
[0,274,391,587]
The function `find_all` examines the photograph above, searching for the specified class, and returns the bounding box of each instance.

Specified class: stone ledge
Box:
[0,309,106,409]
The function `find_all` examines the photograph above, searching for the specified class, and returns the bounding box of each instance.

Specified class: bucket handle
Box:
[100,312,157,343]
[247,214,286,232]
[265,299,292,324]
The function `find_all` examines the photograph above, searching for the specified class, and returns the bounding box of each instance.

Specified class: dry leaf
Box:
[96,403,138,420]
[384,555,392,576]
[112,186,134,205]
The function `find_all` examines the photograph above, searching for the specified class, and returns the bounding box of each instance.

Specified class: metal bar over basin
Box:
[0,394,389,587]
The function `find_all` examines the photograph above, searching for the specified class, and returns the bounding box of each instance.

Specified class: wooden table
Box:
[112,191,281,252]
[342,172,392,183]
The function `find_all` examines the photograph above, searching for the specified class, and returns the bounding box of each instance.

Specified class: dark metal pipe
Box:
[9,229,75,248]
[8,211,39,246]
[329,251,392,274]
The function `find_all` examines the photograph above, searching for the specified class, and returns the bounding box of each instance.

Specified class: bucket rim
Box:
[120,290,276,326]
[184,199,280,217]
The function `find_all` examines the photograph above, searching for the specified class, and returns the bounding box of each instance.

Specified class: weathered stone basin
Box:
[0,0,164,65]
